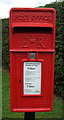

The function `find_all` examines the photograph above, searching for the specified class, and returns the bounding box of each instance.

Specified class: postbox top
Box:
[10,7,56,12]
[10,8,56,26]
[10,8,56,52]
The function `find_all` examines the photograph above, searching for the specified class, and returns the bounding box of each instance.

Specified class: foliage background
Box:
[2,1,64,97]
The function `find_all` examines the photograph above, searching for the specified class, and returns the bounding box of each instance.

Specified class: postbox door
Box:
[10,52,54,111]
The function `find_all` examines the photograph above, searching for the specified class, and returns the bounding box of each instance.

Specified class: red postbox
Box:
[10,8,56,112]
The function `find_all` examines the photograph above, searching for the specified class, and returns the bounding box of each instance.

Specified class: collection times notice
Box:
[24,62,41,95]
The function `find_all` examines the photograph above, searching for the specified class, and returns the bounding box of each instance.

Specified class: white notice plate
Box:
[24,62,41,95]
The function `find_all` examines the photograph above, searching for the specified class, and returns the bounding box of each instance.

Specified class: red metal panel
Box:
[10,8,56,112]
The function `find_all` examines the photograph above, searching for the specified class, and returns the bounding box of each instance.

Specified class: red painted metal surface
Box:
[10,8,56,112]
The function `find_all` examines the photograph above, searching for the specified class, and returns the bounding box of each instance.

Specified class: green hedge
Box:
[2,1,63,97]
[44,1,63,97]
[2,18,9,69]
